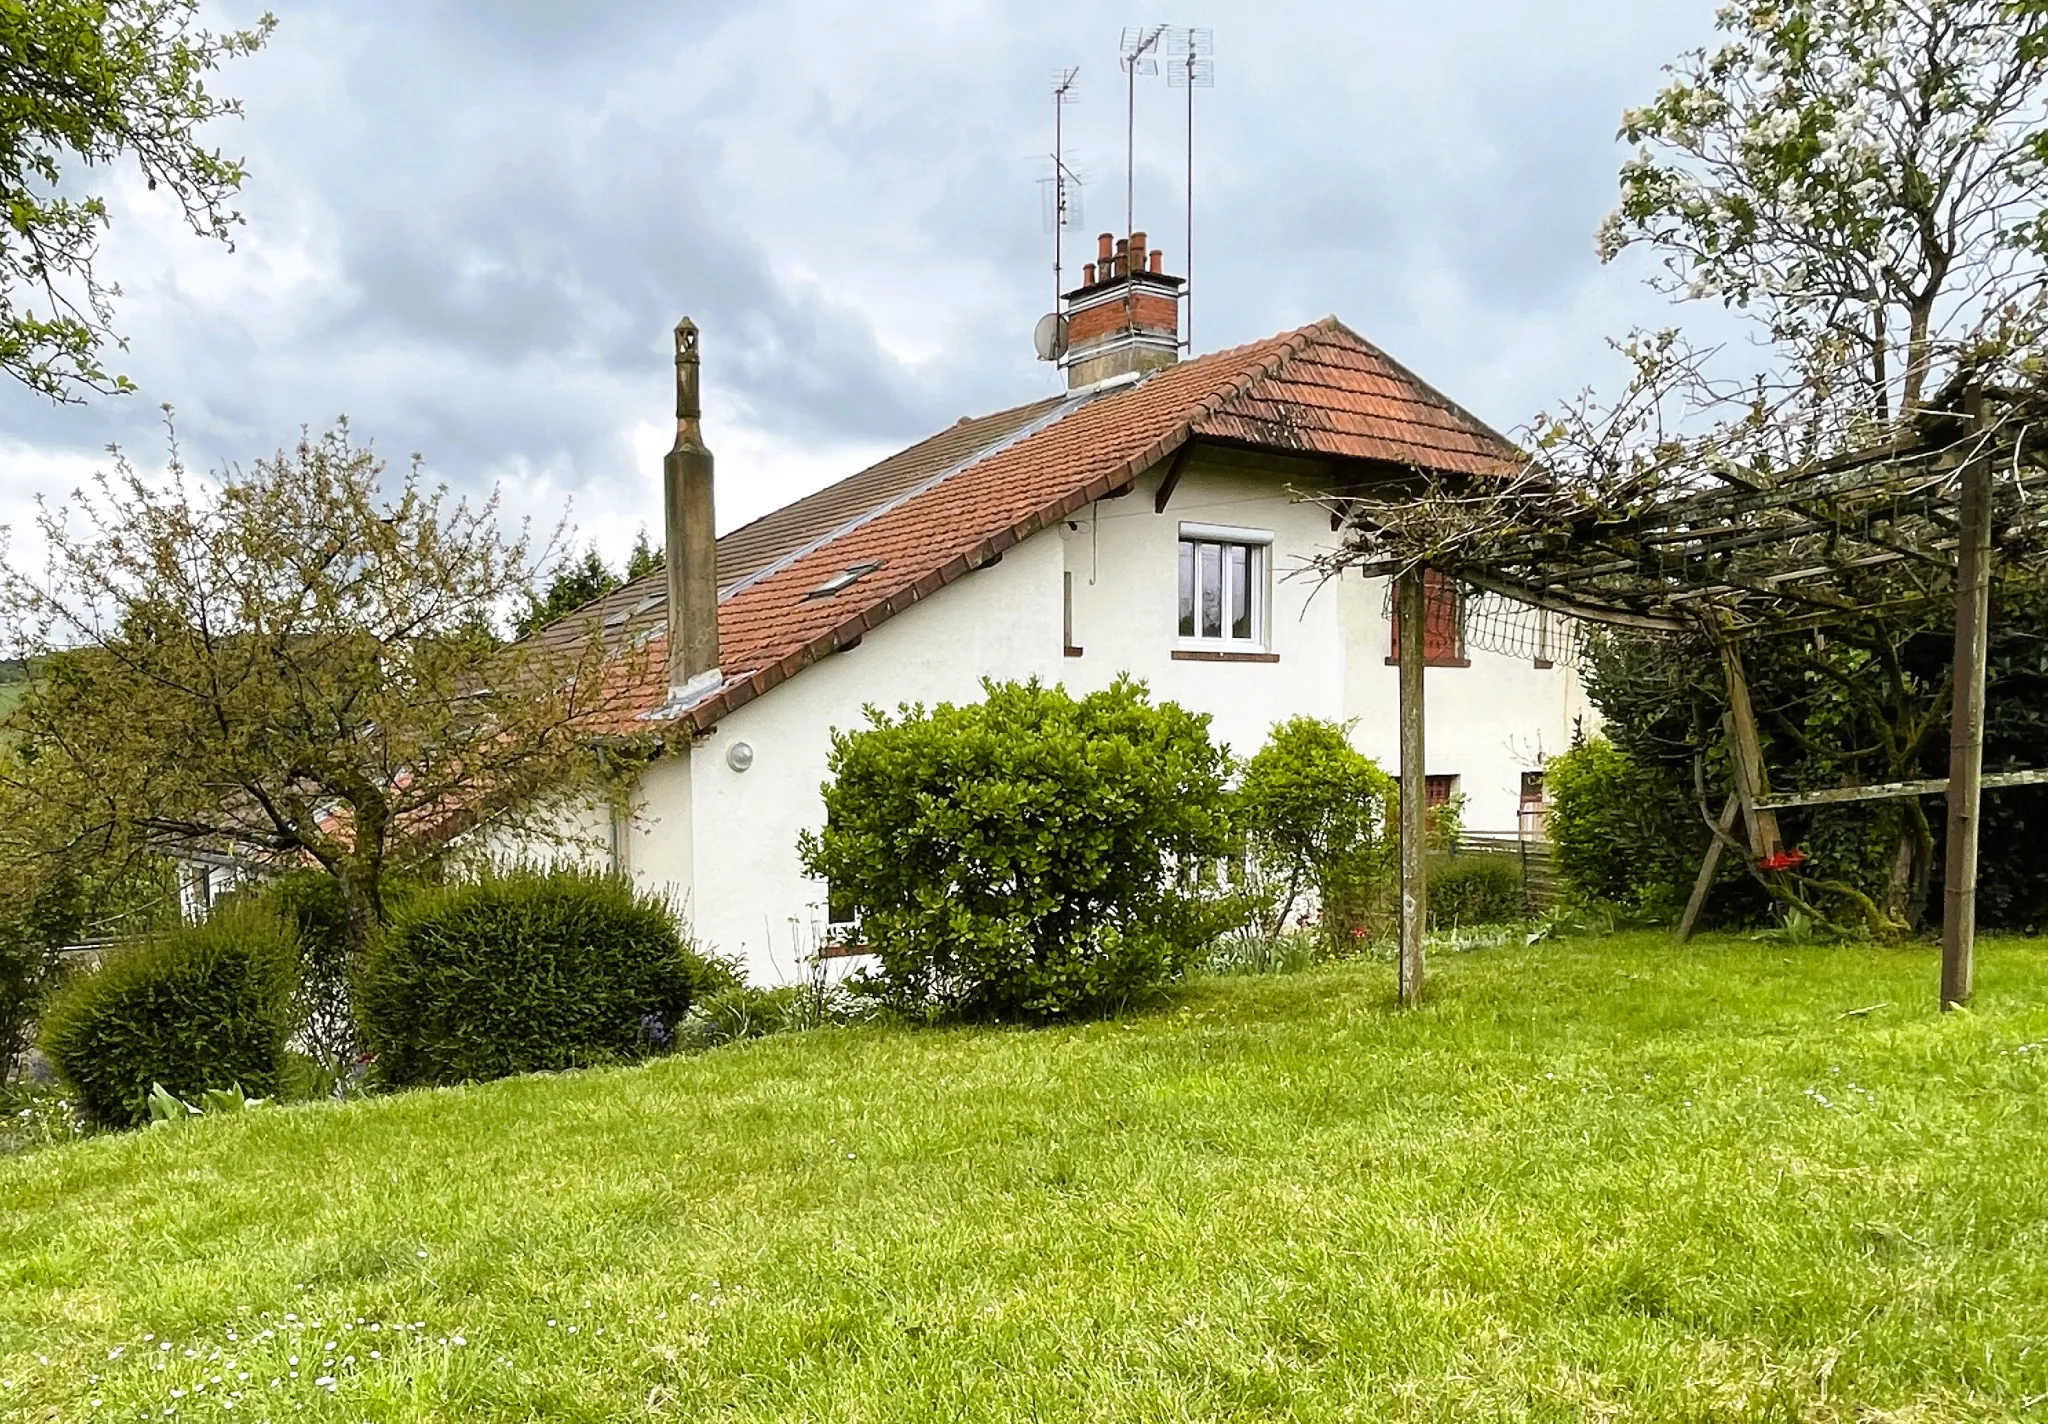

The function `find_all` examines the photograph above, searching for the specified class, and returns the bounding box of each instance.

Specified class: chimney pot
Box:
[1130,231,1147,270]
[1113,237,1128,278]
[1097,232,1113,263]
[1149,249,1163,274]
[1083,261,1096,284]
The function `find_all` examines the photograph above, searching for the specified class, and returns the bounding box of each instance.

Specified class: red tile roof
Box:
[559,318,1516,737]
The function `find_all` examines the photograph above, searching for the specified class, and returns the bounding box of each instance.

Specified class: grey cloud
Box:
[0,0,1722,555]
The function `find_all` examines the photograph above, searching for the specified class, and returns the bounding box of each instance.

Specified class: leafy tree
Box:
[1234,717,1394,938]
[801,678,1233,1020]
[0,870,83,1087]
[0,1,274,400]
[1487,0,2048,933]
[515,545,620,639]
[624,527,663,581]
[1603,0,2048,419]
[0,423,646,959]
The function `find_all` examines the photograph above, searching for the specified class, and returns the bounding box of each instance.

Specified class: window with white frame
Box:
[1176,523,1270,646]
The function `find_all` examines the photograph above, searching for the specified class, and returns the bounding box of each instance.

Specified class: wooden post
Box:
[1397,569,1427,1006]
[1674,793,1742,944]
[1717,641,1785,859]
[1943,388,1992,1011]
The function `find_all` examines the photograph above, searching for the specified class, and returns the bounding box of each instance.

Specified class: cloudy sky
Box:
[0,0,1720,572]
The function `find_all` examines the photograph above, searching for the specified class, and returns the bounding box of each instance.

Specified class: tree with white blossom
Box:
[1601,0,2048,421]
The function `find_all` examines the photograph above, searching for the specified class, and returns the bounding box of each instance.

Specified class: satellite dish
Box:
[1032,311,1069,362]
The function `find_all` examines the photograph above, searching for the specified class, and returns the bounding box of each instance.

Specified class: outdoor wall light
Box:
[725,740,755,773]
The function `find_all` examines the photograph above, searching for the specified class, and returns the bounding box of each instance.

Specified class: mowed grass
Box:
[4,935,2048,1423]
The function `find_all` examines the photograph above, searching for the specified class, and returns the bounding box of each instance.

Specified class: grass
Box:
[4,933,2048,1422]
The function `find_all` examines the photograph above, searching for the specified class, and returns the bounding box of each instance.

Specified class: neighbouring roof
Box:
[547,317,1517,737]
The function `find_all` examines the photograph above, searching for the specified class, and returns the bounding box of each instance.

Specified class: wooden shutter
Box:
[1389,571,1465,664]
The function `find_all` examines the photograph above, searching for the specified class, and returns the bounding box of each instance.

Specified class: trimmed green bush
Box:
[1235,716,1396,947]
[1427,855,1525,927]
[1546,737,1652,907]
[38,907,296,1128]
[355,869,731,1086]
[801,677,1234,1021]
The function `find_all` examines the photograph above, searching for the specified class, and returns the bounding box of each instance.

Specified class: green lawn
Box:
[5,934,2048,1422]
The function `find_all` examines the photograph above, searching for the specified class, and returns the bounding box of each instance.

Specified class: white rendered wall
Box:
[663,532,1066,978]
[1059,449,1590,833]
[624,446,1591,983]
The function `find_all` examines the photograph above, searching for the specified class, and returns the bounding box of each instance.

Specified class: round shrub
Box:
[1235,717,1396,945]
[355,869,729,1086]
[1427,855,1525,927]
[1546,737,1652,906]
[39,907,296,1128]
[800,676,1234,1021]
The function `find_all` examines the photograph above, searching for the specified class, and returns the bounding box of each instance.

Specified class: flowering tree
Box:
[1601,0,2048,421]
[0,425,644,956]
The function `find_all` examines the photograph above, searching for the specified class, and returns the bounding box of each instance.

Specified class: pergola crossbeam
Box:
[1329,385,2047,1011]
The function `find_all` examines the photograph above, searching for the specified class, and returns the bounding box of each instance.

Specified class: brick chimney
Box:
[1060,230,1184,388]
[664,317,720,703]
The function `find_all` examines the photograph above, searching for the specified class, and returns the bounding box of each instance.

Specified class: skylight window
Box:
[804,559,885,599]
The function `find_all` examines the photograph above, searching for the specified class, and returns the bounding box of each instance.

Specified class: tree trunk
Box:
[335,857,385,961]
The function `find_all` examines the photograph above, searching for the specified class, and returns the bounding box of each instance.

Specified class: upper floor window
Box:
[1177,522,1270,647]
[1388,570,1467,666]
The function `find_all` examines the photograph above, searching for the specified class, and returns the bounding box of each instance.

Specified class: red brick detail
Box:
[1066,290,1179,346]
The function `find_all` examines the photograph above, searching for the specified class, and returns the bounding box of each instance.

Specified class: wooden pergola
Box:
[1346,386,2048,1009]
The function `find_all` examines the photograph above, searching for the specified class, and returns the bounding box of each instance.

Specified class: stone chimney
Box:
[1059,229,1184,388]
[664,317,720,702]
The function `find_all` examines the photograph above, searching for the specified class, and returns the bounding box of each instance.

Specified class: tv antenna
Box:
[1048,68,1082,309]
[1164,27,1212,351]
[1035,67,1083,362]
[1118,25,1167,241]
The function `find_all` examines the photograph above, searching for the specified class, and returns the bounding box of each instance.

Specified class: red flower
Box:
[1758,848,1807,872]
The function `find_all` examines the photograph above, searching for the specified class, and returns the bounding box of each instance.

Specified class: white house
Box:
[527,231,1591,981]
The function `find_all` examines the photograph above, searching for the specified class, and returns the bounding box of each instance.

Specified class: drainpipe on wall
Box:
[665,317,721,705]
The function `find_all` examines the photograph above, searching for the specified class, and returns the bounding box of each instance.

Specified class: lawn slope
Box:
[5,935,2048,1422]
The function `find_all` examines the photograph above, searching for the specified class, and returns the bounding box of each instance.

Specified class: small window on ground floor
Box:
[827,881,858,930]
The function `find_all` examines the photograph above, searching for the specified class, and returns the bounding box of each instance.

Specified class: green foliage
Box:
[219,868,382,1070]
[1604,0,2048,416]
[1234,717,1396,941]
[1427,854,1524,928]
[515,545,623,639]
[0,1,273,400]
[1545,737,1657,909]
[37,907,294,1128]
[355,869,732,1086]
[1575,595,2048,934]
[0,871,84,1087]
[624,528,663,581]
[1201,927,1323,977]
[0,426,634,961]
[677,977,853,1049]
[145,1079,268,1127]
[802,677,1233,1021]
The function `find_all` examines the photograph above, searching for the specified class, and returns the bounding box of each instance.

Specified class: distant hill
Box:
[0,658,24,721]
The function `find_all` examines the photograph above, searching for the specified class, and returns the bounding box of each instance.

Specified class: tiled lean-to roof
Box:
[549,318,1517,737]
